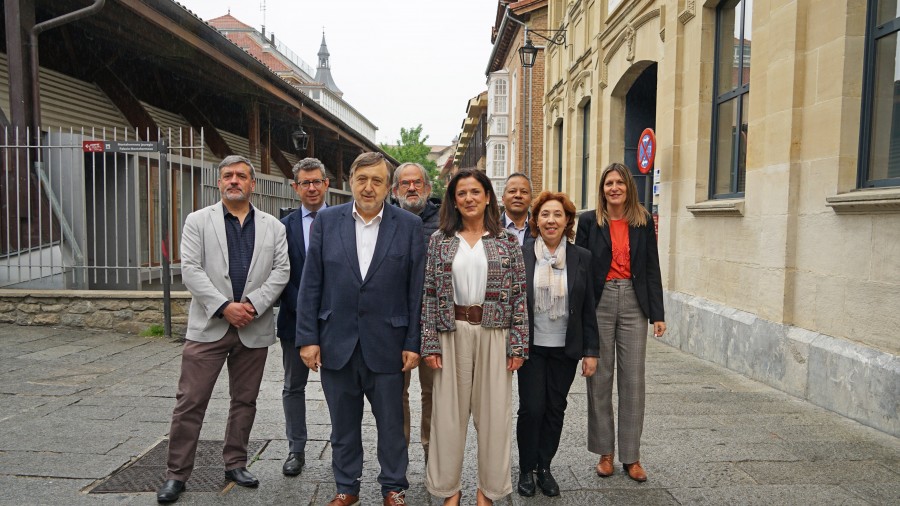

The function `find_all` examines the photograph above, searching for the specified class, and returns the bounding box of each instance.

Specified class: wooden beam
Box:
[180,100,232,160]
[93,66,159,141]
[117,0,303,108]
[248,100,260,159]
[269,141,294,179]
[4,0,35,137]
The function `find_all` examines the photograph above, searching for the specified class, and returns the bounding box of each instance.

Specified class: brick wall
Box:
[505,10,547,192]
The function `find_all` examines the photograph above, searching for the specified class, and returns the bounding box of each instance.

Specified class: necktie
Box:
[309,211,317,221]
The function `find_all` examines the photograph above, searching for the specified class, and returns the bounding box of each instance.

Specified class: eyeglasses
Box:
[399,179,426,189]
[294,178,326,188]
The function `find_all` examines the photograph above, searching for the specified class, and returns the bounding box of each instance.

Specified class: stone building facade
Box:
[544,0,899,436]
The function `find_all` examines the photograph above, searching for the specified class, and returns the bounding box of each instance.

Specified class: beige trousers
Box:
[425,322,513,501]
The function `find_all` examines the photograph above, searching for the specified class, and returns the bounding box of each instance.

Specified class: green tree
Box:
[381,124,445,199]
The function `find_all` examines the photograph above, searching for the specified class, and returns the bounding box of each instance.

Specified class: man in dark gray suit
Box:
[275,158,329,477]
[297,152,425,506]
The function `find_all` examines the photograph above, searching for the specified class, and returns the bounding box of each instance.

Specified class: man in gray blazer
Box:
[157,155,289,504]
[298,152,425,506]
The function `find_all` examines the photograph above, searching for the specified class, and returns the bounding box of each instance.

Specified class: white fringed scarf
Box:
[533,237,568,320]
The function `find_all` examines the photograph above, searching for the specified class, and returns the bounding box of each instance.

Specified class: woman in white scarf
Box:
[517,192,599,498]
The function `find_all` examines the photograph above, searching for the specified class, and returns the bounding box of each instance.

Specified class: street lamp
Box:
[291,123,309,153]
[516,26,567,68]
[509,22,567,175]
[519,39,538,68]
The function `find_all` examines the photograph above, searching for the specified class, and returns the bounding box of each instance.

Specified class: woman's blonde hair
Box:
[594,162,649,227]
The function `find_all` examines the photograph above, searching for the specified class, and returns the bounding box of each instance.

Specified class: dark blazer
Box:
[575,211,664,323]
[523,238,600,360]
[296,202,426,373]
[502,213,530,242]
[276,208,307,341]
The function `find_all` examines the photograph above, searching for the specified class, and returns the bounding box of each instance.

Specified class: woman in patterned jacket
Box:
[421,168,528,506]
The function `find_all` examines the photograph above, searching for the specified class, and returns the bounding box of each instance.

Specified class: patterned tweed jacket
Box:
[420,230,529,358]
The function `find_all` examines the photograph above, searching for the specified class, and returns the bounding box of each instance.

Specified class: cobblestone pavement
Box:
[0,323,897,505]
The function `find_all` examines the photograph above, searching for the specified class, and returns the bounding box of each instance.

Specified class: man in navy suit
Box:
[276,158,329,477]
[297,152,425,506]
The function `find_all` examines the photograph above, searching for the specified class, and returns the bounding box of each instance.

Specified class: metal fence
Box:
[0,126,348,291]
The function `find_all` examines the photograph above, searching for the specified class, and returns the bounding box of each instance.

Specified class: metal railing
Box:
[0,126,348,291]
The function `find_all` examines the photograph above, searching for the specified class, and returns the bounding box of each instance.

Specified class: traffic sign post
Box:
[83,140,172,339]
[637,128,656,174]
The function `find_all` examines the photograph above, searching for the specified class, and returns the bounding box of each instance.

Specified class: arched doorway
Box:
[623,63,657,212]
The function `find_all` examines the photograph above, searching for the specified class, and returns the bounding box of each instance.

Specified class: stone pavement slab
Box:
[0,322,897,505]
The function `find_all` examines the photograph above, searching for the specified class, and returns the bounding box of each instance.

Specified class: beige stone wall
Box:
[544,0,899,354]
[0,290,192,335]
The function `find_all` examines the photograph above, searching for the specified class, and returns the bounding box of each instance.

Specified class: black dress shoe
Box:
[536,468,560,497]
[156,479,185,503]
[517,470,536,497]
[225,467,259,487]
[282,452,305,476]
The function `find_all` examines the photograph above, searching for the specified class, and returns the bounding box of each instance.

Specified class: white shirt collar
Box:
[352,202,384,225]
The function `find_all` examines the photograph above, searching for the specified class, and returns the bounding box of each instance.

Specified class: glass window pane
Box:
[741,0,753,86]
[717,0,742,93]
[868,32,900,181]
[714,98,739,195]
[876,0,900,27]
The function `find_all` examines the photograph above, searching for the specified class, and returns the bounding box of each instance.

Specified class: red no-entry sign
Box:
[637,128,656,174]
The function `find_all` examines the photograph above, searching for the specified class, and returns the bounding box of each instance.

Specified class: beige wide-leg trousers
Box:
[425,322,513,501]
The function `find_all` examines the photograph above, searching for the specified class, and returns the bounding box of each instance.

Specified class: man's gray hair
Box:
[292,157,328,181]
[392,162,431,189]
[218,155,256,180]
[505,172,531,185]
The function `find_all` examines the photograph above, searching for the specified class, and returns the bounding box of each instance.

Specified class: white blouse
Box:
[451,233,488,306]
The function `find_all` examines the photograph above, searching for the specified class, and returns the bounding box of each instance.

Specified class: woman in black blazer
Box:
[517,191,599,498]
[574,162,666,482]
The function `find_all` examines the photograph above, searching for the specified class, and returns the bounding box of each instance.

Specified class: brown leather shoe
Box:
[383,490,407,505]
[327,493,360,506]
[624,461,648,482]
[596,454,614,477]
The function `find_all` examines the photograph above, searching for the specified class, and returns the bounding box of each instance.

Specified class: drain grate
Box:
[90,439,267,493]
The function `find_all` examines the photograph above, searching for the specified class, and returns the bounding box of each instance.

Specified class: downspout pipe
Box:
[30,0,106,140]
[496,6,544,176]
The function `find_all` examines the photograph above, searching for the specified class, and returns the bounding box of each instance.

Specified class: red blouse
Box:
[606,219,631,280]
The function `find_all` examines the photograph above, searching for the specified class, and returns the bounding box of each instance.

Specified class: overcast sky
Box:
[176,0,498,147]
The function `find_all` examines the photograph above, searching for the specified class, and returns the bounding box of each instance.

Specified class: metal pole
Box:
[159,140,172,339]
[30,0,106,142]
[528,64,533,175]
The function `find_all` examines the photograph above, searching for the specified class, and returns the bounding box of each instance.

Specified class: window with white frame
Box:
[493,143,507,178]
[493,78,508,114]
[495,117,508,135]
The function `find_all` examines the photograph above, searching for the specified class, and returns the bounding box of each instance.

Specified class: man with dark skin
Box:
[501,173,533,245]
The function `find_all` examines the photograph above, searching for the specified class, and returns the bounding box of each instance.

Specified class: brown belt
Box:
[454,304,483,325]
